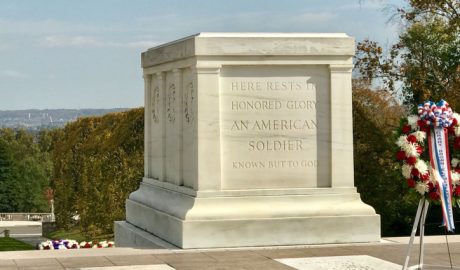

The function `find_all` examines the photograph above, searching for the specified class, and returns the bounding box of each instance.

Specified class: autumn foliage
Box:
[51,108,143,236]
[353,0,459,235]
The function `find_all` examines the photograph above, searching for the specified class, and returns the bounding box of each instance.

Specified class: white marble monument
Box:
[115,33,381,248]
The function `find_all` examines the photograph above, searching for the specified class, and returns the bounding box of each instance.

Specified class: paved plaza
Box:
[1,236,460,269]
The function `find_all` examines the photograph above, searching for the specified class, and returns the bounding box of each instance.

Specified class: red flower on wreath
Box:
[454,186,460,197]
[420,173,430,181]
[407,179,416,188]
[407,135,417,143]
[402,125,411,134]
[406,156,417,165]
[455,137,460,150]
[396,151,406,160]
[429,191,440,200]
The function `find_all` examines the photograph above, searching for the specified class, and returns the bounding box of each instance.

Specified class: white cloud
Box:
[37,35,161,49]
[136,10,336,35]
[1,70,27,79]
[337,1,386,10]
[231,11,335,26]
[0,19,105,35]
[289,12,336,24]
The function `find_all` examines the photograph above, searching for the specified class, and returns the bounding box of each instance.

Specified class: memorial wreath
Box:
[395,100,460,231]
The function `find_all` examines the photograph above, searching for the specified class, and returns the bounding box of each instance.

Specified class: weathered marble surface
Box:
[116,33,380,249]
[73,265,175,270]
[276,256,401,270]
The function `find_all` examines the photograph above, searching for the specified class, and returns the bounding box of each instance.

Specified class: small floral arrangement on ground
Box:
[37,239,114,250]
[395,100,460,203]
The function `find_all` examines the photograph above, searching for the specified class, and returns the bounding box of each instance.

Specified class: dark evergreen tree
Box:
[0,139,15,212]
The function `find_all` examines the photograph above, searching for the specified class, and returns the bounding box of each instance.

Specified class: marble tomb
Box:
[115,33,381,248]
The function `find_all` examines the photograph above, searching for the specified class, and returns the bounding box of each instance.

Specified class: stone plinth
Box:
[115,33,380,248]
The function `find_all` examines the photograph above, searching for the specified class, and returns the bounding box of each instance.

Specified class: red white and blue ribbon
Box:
[428,127,455,231]
[420,100,455,231]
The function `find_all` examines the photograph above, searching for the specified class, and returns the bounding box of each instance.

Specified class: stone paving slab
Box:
[105,255,162,266]
[58,257,114,269]
[1,236,460,269]
[276,255,400,270]
[72,265,175,270]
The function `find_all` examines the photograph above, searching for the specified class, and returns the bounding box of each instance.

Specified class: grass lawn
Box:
[0,237,34,251]
[47,228,113,242]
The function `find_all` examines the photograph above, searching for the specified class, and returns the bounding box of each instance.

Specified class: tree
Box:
[352,85,418,235]
[0,128,52,212]
[352,0,460,236]
[0,139,15,212]
[355,0,460,110]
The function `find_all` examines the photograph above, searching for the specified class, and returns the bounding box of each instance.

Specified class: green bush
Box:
[52,108,143,237]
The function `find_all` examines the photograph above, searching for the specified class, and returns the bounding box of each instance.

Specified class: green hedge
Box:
[52,108,143,237]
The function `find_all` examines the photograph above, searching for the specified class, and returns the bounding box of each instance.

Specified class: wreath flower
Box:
[37,239,114,250]
[395,100,460,204]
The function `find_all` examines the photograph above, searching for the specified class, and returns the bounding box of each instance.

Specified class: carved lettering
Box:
[286,100,316,110]
[230,119,317,131]
[232,161,266,169]
[230,80,316,92]
[231,160,318,169]
[230,100,316,111]
[248,140,303,151]
[231,100,282,111]
[221,66,329,189]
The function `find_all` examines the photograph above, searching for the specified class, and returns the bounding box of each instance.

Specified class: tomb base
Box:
[116,179,380,249]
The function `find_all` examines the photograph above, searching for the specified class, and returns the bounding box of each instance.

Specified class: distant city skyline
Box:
[0,0,406,109]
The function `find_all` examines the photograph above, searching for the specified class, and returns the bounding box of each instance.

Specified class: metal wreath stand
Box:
[402,199,459,270]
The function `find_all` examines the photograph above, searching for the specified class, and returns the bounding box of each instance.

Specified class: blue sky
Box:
[0,0,406,109]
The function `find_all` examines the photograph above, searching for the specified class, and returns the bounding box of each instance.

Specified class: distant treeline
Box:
[0,108,130,130]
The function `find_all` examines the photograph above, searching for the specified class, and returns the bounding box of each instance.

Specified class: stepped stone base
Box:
[115,181,380,249]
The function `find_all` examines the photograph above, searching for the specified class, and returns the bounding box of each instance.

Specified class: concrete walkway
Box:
[1,236,460,269]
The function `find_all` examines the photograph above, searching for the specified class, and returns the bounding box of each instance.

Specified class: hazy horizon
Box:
[0,107,137,111]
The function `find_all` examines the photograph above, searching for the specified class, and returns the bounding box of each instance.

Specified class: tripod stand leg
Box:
[403,199,425,270]
[419,200,429,270]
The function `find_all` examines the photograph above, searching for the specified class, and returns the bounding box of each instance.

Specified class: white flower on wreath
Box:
[413,131,426,143]
[453,112,460,123]
[407,115,419,130]
[455,126,460,137]
[430,169,438,183]
[452,158,460,168]
[415,160,428,175]
[402,164,412,179]
[415,182,429,195]
[451,171,460,186]
[402,142,419,157]
[396,135,408,147]
[38,240,54,250]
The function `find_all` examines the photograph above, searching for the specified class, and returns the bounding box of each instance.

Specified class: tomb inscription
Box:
[220,66,331,189]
